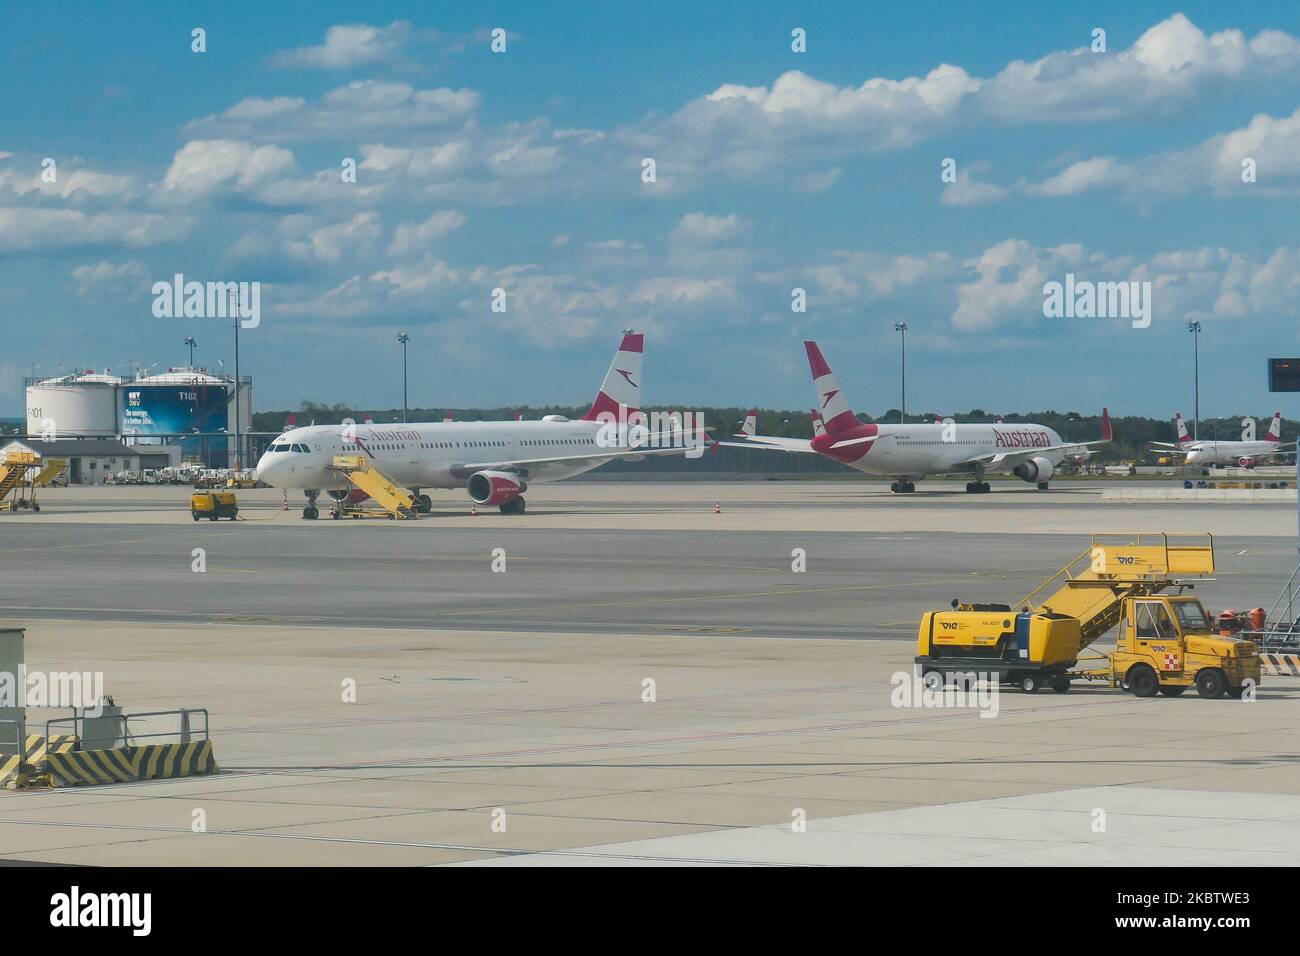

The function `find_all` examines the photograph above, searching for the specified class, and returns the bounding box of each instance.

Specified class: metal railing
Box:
[45,708,209,749]
[0,718,24,755]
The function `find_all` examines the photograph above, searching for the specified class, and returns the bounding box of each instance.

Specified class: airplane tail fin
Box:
[581,331,643,421]
[1267,410,1283,442]
[804,341,857,433]
[443,412,454,423]
[1100,407,1112,442]
[739,409,758,437]
[1175,413,1191,443]
[810,409,826,438]
[284,413,297,430]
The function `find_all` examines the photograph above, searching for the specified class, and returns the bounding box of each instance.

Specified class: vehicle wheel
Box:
[332,510,341,520]
[1196,668,1227,699]
[1037,481,1049,490]
[1020,674,1040,693]
[965,482,976,493]
[921,670,944,691]
[1051,677,1070,693]
[1224,685,1246,700]
[1128,665,1158,697]
[891,481,901,493]
[415,494,432,513]
[192,512,200,521]
[980,482,991,493]
[904,482,915,493]
[1159,685,1188,697]
[209,514,218,521]
[303,506,318,520]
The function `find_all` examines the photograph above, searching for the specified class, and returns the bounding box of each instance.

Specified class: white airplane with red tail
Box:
[726,341,1111,493]
[255,332,703,517]
[1149,412,1293,467]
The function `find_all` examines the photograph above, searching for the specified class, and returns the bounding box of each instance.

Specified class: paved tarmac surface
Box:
[0,481,1296,865]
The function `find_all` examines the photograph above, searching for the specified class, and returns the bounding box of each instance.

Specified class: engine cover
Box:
[1013,456,1055,483]
[467,470,527,506]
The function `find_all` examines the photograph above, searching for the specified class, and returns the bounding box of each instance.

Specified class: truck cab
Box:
[1112,595,1260,698]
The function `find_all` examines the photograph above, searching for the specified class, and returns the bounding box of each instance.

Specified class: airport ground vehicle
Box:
[190,491,239,521]
[915,533,1261,698]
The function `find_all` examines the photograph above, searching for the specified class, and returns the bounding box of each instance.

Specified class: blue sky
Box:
[3,2,1299,418]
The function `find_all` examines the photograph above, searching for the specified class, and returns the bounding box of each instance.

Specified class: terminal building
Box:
[22,368,253,477]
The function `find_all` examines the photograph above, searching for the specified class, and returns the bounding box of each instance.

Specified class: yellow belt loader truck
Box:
[915,533,1261,698]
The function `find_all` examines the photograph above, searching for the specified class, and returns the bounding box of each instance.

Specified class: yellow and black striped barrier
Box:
[133,741,218,782]
[0,753,28,790]
[42,740,218,788]
[23,734,76,765]
[43,748,137,787]
[1262,653,1300,677]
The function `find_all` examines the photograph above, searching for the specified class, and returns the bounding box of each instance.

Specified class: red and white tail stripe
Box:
[1175,413,1192,444]
[1267,410,1283,442]
[581,331,643,421]
[740,409,758,437]
[804,341,857,434]
[810,409,826,438]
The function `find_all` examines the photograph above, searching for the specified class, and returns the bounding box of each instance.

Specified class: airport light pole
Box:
[231,290,242,472]
[397,332,409,423]
[1187,321,1201,441]
[185,336,196,368]
[894,322,908,423]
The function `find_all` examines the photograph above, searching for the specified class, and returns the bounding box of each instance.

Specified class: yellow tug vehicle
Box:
[915,533,1261,698]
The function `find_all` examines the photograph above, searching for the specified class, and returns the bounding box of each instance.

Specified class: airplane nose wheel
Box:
[414,494,432,513]
[302,491,320,520]
[965,482,991,493]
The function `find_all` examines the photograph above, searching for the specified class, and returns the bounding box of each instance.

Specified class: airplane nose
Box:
[253,454,273,483]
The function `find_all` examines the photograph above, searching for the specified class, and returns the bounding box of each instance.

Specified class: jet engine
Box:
[1013,456,1055,483]
[327,489,370,504]
[467,470,527,506]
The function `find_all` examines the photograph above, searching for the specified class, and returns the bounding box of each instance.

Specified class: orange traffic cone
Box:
[281,492,289,511]
[471,505,478,516]
[714,501,721,514]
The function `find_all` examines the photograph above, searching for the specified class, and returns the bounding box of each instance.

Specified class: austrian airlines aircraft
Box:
[255,332,698,518]
[726,341,1111,493]
[1149,412,1293,467]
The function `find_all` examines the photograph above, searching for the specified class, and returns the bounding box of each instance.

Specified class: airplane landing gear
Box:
[303,490,320,520]
[499,496,526,514]
[889,480,916,493]
[414,493,432,513]
[1036,481,1049,490]
[965,482,991,493]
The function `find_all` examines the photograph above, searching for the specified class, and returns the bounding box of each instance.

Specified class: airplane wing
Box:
[719,435,818,454]
[957,438,1109,471]
[1148,441,1187,450]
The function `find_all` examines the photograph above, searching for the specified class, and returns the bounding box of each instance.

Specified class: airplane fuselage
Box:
[829,422,1067,478]
[255,419,627,492]
[1181,440,1283,466]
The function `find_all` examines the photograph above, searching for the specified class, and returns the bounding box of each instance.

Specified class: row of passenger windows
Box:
[284,436,600,455]
[349,437,596,452]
